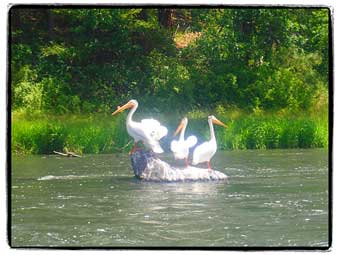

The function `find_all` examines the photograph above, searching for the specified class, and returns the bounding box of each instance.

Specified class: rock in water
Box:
[130,150,228,182]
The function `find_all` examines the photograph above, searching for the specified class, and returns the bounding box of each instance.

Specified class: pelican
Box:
[192,115,227,170]
[170,117,197,167]
[112,99,168,154]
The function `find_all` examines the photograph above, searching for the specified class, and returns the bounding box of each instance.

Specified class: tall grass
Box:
[11,109,328,155]
[218,115,328,150]
[11,112,129,155]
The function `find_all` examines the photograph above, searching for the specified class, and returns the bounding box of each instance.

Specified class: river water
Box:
[11,149,329,248]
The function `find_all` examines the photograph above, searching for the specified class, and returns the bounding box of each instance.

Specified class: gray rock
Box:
[130,150,228,182]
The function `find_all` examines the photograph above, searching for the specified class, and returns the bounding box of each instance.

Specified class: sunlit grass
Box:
[217,115,328,150]
[11,107,328,155]
[11,112,130,155]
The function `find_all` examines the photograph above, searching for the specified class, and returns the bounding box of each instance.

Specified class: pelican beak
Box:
[112,101,134,115]
[212,118,228,128]
[173,120,185,137]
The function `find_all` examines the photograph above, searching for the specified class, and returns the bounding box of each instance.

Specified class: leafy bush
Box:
[12,65,43,113]
[10,8,329,114]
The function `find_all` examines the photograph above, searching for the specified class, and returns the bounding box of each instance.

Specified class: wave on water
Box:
[37,174,112,181]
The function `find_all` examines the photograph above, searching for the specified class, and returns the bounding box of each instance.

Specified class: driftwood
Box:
[53,150,82,158]
[130,150,228,182]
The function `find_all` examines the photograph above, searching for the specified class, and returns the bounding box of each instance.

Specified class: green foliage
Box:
[10,7,329,154]
[12,65,43,113]
[11,7,329,114]
[145,50,194,112]
[182,8,329,110]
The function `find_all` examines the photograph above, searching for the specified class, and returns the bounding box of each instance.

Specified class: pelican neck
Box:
[127,103,138,122]
[209,118,215,141]
[180,121,187,140]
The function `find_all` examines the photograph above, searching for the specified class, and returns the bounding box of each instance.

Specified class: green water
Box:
[11,149,329,247]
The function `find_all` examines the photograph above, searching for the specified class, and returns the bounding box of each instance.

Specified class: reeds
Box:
[218,115,328,150]
[11,110,328,155]
[11,113,129,155]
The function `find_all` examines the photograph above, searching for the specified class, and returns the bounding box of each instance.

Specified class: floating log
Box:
[53,151,82,158]
[130,150,228,182]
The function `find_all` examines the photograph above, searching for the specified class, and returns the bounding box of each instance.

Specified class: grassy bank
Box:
[11,110,328,155]
[11,112,129,154]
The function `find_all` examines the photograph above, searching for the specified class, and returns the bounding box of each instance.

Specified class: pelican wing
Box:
[141,118,168,140]
[170,139,188,159]
[130,122,164,153]
[128,121,150,141]
[170,140,180,153]
[185,135,197,148]
[192,141,213,165]
[155,125,168,140]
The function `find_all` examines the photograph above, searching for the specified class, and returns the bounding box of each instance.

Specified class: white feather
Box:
[185,135,197,148]
[120,100,168,154]
[192,140,216,165]
[192,116,224,166]
[171,118,197,160]
[141,118,168,140]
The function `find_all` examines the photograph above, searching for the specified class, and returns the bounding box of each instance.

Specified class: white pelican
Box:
[192,115,227,170]
[170,117,197,167]
[112,99,168,154]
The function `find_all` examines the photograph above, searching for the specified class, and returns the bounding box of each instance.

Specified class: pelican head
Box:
[209,115,228,128]
[173,117,188,137]
[112,99,138,115]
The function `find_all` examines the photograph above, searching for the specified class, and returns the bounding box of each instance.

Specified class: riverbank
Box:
[11,109,328,155]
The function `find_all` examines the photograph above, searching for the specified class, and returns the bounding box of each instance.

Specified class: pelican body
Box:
[112,100,168,154]
[170,117,197,166]
[192,115,227,170]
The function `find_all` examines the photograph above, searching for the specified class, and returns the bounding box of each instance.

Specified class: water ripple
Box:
[37,174,113,180]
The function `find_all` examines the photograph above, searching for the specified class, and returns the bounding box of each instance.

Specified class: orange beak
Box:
[212,118,228,128]
[112,101,134,115]
[173,120,185,137]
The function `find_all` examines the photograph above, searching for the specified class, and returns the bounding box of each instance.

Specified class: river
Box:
[11,149,329,248]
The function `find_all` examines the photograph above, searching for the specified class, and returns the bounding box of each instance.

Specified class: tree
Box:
[10,7,329,114]
[158,8,174,28]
